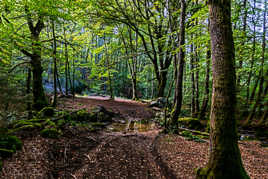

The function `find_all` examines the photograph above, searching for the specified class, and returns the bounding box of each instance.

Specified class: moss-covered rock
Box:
[179,117,204,130]
[57,119,66,127]
[43,119,56,128]
[91,122,106,128]
[13,120,43,129]
[180,130,205,143]
[76,109,92,121]
[38,107,55,118]
[40,128,62,139]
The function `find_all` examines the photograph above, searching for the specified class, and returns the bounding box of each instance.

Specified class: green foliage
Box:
[0,134,22,158]
[40,128,62,139]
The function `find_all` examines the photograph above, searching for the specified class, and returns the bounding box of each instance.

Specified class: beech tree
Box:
[196,0,249,178]
[170,0,186,132]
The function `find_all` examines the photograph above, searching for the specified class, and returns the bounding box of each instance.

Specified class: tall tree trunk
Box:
[52,20,57,107]
[56,70,63,94]
[195,50,200,114]
[157,71,167,98]
[170,0,186,132]
[31,53,47,110]
[246,0,256,105]
[199,37,211,120]
[26,67,32,118]
[190,35,196,117]
[237,0,248,87]
[196,0,249,178]
[25,11,48,110]
[64,27,69,95]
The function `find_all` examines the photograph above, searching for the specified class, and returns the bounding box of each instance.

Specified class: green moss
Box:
[76,109,91,121]
[91,122,106,128]
[0,148,14,158]
[180,131,205,143]
[43,119,56,128]
[12,119,43,129]
[0,135,22,150]
[37,107,55,118]
[181,130,192,137]
[28,118,46,123]
[40,128,62,139]
[11,125,33,133]
[97,112,111,122]
[57,119,66,127]
[179,117,204,130]
[196,167,209,177]
[0,135,22,158]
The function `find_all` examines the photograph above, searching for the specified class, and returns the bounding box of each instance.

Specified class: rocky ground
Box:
[1,96,267,179]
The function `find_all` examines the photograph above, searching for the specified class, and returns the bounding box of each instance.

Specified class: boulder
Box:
[90,105,114,122]
[178,117,204,131]
[149,97,167,108]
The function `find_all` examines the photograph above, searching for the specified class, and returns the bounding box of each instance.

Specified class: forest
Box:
[0,0,267,178]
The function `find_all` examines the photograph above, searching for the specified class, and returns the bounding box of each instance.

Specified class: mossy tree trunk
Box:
[196,0,249,178]
[28,14,48,111]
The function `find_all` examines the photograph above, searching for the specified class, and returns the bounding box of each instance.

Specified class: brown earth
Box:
[1,96,267,179]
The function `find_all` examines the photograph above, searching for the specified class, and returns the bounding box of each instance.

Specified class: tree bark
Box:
[237,0,248,87]
[52,19,57,107]
[64,27,69,95]
[25,9,48,110]
[196,0,249,178]
[199,37,211,120]
[190,35,196,117]
[170,0,186,133]
[26,67,32,118]
[246,0,256,105]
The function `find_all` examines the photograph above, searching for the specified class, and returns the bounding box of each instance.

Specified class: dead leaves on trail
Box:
[155,134,268,179]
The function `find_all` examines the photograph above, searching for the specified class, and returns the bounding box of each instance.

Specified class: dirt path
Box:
[2,96,170,179]
[2,96,267,179]
[59,96,168,178]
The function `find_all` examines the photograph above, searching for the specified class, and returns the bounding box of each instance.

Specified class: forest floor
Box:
[1,96,268,179]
